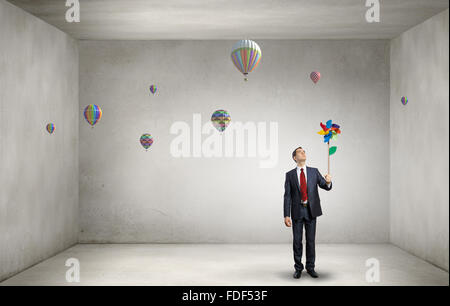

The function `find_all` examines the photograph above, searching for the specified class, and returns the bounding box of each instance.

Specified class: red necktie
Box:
[300,168,308,202]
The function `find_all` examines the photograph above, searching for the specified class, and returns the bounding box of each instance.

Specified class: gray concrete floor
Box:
[1,244,448,286]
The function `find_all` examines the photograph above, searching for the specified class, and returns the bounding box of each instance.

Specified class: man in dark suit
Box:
[284,146,332,279]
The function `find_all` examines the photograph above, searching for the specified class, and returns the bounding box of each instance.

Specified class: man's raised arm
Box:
[317,169,332,190]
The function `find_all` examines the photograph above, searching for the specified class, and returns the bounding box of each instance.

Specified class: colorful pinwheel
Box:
[317,119,341,173]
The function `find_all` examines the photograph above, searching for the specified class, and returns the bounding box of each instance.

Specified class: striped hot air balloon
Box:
[46,123,55,134]
[140,133,154,151]
[230,40,262,81]
[149,84,157,95]
[83,104,102,127]
[211,110,231,132]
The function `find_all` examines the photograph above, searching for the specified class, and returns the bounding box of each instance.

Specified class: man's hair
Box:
[292,146,303,161]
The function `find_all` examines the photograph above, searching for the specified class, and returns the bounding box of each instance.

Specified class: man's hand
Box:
[284,216,292,227]
[324,173,332,184]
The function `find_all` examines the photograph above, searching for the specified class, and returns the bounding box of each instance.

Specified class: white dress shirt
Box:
[296,165,331,203]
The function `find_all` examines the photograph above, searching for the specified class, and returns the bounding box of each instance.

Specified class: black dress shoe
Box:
[307,270,319,278]
[293,270,302,279]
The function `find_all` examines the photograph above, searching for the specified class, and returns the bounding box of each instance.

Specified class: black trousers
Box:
[292,214,317,271]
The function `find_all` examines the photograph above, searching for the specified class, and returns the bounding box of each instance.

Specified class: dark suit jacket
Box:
[283,166,332,219]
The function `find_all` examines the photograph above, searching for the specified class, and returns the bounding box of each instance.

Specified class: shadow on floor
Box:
[274,269,334,281]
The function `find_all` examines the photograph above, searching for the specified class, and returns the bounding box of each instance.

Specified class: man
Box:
[283,146,332,279]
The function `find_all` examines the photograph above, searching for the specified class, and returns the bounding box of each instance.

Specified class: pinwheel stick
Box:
[328,141,330,174]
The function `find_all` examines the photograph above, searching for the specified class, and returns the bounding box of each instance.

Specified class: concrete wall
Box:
[0,0,79,281]
[79,39,390,243]
[390,9,449,271]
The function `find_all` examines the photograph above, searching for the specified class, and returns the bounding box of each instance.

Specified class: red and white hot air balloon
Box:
[310,71,321,84]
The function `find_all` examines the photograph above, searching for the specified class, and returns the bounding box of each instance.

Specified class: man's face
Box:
[294,148,306,162]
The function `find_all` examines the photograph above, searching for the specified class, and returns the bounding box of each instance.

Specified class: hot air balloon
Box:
[401,96,408,105]
[150,85,157,95]
[231,40,262,81]
[140,133,153,151]
[84,104,102,128]
[310,71,321,84]
[211,110,231,132]
[46,123,55,134]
